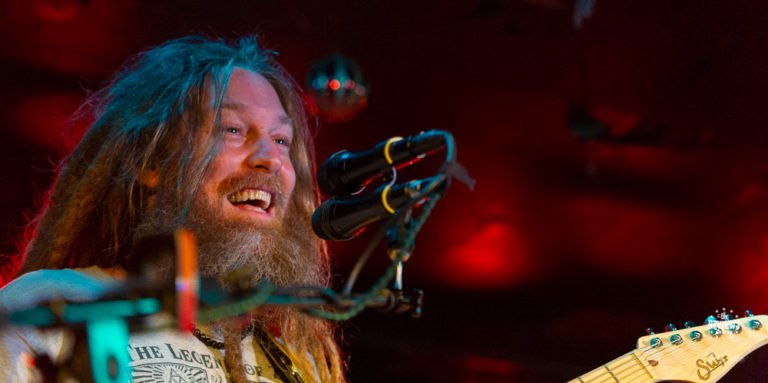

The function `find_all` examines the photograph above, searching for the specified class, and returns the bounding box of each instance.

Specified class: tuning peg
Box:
[690,330,703,342]
[664,323,677,332]
[742,309,763,330]
[644,327,662,347]
[684,321,695,328]
[704,315,722,337]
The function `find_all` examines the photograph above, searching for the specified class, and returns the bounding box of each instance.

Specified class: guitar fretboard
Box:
[568,350,653,383]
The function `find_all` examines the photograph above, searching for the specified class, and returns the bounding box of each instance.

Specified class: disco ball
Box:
[305,53,369,124]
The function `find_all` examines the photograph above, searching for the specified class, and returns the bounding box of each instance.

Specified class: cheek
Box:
[282,161,297,196]
[200,153,232,196]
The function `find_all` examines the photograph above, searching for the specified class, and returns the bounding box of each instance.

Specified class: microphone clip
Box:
[376,288,424,319]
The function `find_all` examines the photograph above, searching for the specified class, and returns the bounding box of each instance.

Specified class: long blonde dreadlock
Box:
[15,36,345,383]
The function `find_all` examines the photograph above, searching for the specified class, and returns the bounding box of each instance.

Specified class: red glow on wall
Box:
[12,91,87,153]
[462,355,518,376]
[590,144,698,180]
[32,0,87,22]
[566,197,687,277]
[591,105,639,138]
[0,0,147,77]
[730,235,768,312]
[437,222,530,289]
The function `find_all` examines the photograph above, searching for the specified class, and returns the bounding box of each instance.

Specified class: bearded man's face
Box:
[197,67,297,228]
[187,67,316,287]
[137,68,322,289]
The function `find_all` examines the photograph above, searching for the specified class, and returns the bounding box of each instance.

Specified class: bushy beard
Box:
[185,192,326,290]
[133,171,327,291]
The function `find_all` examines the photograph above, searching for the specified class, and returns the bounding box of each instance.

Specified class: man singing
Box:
[0,36,345,383]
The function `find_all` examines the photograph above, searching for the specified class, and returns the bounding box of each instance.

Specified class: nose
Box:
[245,136,282,173]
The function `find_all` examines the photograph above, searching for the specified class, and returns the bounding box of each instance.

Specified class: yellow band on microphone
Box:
[381,184,396,214]
[383,137,403,165]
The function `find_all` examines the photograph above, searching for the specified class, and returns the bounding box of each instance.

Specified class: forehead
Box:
[208,67,293,129]
[222,68,280,106]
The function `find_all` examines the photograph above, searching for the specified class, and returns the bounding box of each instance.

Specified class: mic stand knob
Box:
[377,288,424,318]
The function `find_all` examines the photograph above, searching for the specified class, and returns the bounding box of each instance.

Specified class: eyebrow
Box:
[221,101,248,111]
[221,101,294,127]
[276,114,293,127]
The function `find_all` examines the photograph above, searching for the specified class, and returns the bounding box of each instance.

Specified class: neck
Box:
[569,351,655,383]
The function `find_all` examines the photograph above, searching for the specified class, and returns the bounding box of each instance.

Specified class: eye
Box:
[224,126,244,135]
[274,136,291,147]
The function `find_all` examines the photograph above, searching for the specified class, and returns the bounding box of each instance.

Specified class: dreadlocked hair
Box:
[16,35,345,382]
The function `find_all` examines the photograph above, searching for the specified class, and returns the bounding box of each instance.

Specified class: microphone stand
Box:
[381,206,424,318]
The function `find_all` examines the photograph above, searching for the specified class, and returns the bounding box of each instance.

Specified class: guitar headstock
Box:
[635,310,768,382]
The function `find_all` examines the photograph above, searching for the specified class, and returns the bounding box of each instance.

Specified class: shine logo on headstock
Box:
[696,352,728,381]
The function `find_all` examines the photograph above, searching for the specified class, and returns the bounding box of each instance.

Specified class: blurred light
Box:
[305,53,369,124]
[311,75,329,91]
[437,222,529,289]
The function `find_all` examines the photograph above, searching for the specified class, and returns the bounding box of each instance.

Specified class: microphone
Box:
[312,177,443,241]
[317,130,446,196]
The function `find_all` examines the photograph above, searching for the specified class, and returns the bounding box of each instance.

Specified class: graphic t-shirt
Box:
[127,329,287,383]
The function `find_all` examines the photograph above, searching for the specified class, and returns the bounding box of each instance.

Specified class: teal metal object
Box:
[9,306,55,326]
[87,318,130,383]
[690,330,703,341]
[63,299,160,322]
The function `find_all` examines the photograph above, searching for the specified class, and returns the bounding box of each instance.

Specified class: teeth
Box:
[254,190,271,208]
[227,189,272,209]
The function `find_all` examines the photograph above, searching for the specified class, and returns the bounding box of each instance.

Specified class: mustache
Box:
[216,171,288,207]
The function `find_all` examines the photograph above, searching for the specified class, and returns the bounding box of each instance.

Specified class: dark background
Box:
[3,1,768,381]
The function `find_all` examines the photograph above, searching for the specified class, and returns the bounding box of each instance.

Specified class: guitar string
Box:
[575,347,655,383]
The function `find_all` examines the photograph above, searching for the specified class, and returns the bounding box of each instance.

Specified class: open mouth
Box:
[227,188,273,213]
